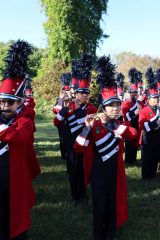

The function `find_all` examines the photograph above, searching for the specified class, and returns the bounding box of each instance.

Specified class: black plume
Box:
[71,58,81,79]
[96,55,116,88]
[128,68,138,84]
[116,73,124,87]
[155,68,160,83]
[60,73,71,86]
[79,52,93,81]
[145,67,156,88]
[3,39,33,80]
[136,70,143,84]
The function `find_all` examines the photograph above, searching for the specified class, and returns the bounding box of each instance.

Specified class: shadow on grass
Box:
[34,144,60,156]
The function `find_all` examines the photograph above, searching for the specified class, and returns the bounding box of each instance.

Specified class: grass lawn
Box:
[29,119,160,240]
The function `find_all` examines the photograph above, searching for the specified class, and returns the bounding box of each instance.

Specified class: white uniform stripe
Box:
[126,112,131,121]
[56,113,64,121]
[54,105,62,110]
[144,122,151,132]
[99,138,117,153]
[71,124,83,133]
[0,144,9,156]
[95,133,112,146]
[150,109,159,122]
[69,119,78,126]
[115,125,127,135]
[0,124,9,132]
[68,114,76,121]
[102,146,119,162]
[130,102,138,111]
[77,116,86,124]
[76,136,89,146]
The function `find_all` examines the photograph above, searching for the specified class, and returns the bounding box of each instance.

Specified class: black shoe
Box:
[71,199,79,207]
[80,196,88,205]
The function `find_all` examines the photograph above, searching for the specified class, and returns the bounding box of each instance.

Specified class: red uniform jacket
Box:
[121,99,144,147]
[0,112,40,238]
[24,97,36,109]
[54,101,97,128]
[138,105,160,144]
[19,104,36,133]
[52,98,63,114]
[73,119,137,229]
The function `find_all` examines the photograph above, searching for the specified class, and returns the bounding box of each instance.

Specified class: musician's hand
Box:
[59,90,65,99]
[72,98,81,109]
[98,113,108,123]
[85,114,95,127]
[62,94,70,107]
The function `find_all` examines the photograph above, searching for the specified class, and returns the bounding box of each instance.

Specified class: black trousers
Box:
[0,169,27,240]
[125,139,137,164]
[141,144,160,179]
[12,232,27,240]
[91,159,117,240]
[67,151,86,201]
[57,127,66,160]
[0,169,9,240]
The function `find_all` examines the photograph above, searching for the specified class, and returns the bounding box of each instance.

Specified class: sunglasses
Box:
[0,99,16,106]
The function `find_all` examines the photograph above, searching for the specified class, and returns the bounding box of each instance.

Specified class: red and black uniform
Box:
[122,99,144,164]
[139,105,160,179]
[73,119,137,240]
[54,101,97,203]
[24,97,35,109]
[53,98,66,160]
[0,109,40,239]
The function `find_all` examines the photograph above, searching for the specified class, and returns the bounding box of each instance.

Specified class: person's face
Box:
[130,92,138,99]
[0,99,20,117]
[76,92,90,104]
[70,87,75,97]
[148,97,159,107]
[103,102,121,119]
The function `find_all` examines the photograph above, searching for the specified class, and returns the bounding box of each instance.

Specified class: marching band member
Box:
[139,67,160,179]
[54,53,97,206]
[121,68,144,164]
[155,68,160,172]
[73,56,137,240]
[0,40,40,240]
[24,77,35,109]
[53,72,72,160]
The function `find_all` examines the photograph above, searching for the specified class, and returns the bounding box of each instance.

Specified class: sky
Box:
[0,0,160,58]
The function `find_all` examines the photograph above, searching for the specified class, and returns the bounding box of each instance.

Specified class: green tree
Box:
[40,0,109,63]
[115,52,160,87]
[0,41,43,79]
[0,41,14,79]
[29,47,44,78]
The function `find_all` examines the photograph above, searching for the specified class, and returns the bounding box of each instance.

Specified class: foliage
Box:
[89,72,100,108]
[115,52,160,87]
[40,0,109,63]
[0,41,14,79]
[29,120,160,240]
[0,41,43,80]
[34,57,70,118]
[29,47,44,78]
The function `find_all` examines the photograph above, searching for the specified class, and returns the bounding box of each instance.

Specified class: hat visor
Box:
[102,97,121,106]
[75,88,90,94]
[147,94,159,98]
[0,93,21,100]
